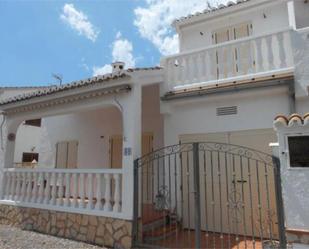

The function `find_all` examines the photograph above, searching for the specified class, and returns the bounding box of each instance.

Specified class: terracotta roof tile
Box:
[173,0,251,25]
[0,67,162,106]
[274,113,309,128]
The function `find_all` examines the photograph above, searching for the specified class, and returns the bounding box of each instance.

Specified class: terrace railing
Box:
[0,168,124,219]
[162,28,294,91]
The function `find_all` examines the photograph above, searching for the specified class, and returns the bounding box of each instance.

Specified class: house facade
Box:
[0,0,309,248]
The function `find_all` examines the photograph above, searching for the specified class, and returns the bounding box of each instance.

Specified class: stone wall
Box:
[0,204,132,248]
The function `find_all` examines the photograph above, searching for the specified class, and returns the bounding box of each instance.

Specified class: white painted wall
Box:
[274,120,309,232]
[32,84,163,169]
[14,124,42,164]
[162,86,291,146]
[179,1,289,52]
[0,88,45,166]
[38,106,122,169]
[294,0,309,29]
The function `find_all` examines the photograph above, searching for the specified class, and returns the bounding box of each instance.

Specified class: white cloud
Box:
[61,3,99,42]
[134,0,228,55]
[92,33,136,76]
[93,64,112,76]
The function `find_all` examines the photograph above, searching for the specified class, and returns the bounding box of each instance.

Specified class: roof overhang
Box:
[162,73,294,101]
[1,83,132,115]
[173,0,288,30]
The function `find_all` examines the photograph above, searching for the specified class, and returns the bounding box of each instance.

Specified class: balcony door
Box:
[212,22,253,79]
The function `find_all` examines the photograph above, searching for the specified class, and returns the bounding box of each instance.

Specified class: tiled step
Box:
[143,223,178,242]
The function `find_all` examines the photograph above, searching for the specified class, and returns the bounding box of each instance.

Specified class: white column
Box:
[121,83,142,219]
[287,0,296,29]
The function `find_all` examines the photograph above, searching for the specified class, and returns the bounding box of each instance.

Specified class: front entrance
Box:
[133,139,285,248]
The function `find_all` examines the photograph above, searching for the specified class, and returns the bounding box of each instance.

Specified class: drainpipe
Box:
[288,80,296,114]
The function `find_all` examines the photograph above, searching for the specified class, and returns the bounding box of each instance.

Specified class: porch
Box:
[0,70,163,248]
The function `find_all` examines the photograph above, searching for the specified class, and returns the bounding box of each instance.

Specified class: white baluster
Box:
[178,57,184,83]
[20,172,27,202]
[4,172,11,200]
[0,171,5,199]
[247,40,255,74]
[64,173,70,207]
[185,56,190,83]
[173,58,179,86]
[51,172,57,205]
[57,173,64,206]
[277,32,287,68]
[10,172,16,200]
[95,173,102,210]
[113,174,121,212]
[104,174,112,211]
[206,50,214,81]
[72,173,78,208]
[199,52,206,81]
[79,173,85,209]
[226,45,234,77]
[87,173,93,210]
[266,35,275,70]
[31,172,38,203]
[192,54,198,82]
[255,37,264,72]
[15,172,21,201]
[217,47,225,79]
[37,172,44,203]
[26,172,32,202]
[43,172,51,204]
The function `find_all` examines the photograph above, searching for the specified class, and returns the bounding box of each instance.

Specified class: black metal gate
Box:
[133,142,286,249]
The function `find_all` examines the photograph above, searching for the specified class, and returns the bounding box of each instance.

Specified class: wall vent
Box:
[216,106,238,116]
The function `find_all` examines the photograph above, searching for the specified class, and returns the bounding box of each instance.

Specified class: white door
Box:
[180,129,278,238]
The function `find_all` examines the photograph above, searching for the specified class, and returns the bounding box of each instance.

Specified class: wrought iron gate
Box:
[133,142,286,249]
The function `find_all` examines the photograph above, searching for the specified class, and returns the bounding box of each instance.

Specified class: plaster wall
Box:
[294,0,309,29]
[34,84,163,169]
[179,1,289,52]
[274,123,309,233]
[14,124,42,164]
[163,86,290,146]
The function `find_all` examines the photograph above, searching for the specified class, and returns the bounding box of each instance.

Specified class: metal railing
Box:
[133,142,286,248]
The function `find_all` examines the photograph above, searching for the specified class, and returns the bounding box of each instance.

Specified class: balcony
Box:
[162,28,294,92]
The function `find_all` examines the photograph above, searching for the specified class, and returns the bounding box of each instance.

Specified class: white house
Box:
[0,0,309,248]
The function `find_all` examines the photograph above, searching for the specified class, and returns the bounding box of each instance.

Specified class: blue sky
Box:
[0,0,225,87]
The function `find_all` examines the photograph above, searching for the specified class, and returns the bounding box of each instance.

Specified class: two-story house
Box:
[0,0,308,248]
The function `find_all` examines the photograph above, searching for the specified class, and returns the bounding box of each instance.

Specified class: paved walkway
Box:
[0,225,105,249]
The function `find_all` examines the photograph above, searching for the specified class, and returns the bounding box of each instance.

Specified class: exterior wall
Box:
[0,204,132,248]
[35,84,163,169]
[14,124,42,164]
[179,1,289,52]
[38,106,122,169]
[162,86,290,146]
[294,0,309,29]
[142,84,164,150]
[273,117,309,248]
